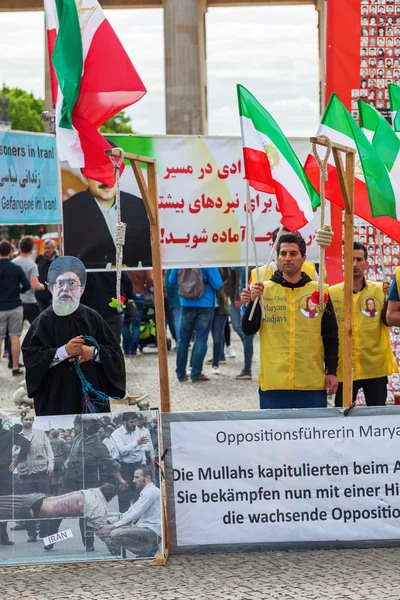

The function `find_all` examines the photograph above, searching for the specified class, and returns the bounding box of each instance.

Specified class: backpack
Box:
[178,269,206,299]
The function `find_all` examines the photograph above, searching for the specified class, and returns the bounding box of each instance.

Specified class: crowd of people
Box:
[0,411,160,558]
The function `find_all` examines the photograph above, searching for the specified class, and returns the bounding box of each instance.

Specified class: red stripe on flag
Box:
[243,147,275,195]
[46,28,58,106]
[273,180,308,231]
[75,19,146,128]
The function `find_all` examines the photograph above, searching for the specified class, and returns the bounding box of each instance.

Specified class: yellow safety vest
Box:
[251,262,317,284]
[259,280,327,391]
[330,280,397,382]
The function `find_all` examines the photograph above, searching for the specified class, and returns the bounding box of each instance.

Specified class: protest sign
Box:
[163,409,400,552]
[61,135,327,270]
[0,411,162,566]
[0,131,61,225]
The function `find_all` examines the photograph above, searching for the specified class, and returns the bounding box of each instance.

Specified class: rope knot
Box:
[115,222,126,246]
[315,224,333,249]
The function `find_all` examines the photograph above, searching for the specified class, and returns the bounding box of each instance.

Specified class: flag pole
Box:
[375,228,388,281]
[246,184,265,321]
[245,186,249,287]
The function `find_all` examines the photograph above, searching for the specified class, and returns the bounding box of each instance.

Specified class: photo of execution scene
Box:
[0,411,162,566]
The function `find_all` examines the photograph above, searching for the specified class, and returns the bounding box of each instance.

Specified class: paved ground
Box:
[0,334,397,599]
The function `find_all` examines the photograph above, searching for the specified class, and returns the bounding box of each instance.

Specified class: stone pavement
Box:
[1,548,400,599]
[0,335,397,598]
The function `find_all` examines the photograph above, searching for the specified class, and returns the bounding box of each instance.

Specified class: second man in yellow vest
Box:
[330,242,397,407]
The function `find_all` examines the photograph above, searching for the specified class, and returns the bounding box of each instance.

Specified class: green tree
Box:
[100,110,134,134]
[5,87,45,133]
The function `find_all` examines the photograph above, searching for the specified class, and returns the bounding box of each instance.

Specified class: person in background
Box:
[0,241,30,376]
[35,240,58,312]
[204,268,230,375]
[48,429,68,496]
[13,235,45,325]
[169,268,223,382]
[226,267,255,380]
[81,271,133,343]
[17,414,54,543]
[135,414,155,465]
[164,269,180,347]
[123,270,153,357]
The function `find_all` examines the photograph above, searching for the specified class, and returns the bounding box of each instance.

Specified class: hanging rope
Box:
[75,336,126,413]
[312,135,334,311]
[109,149,126,313]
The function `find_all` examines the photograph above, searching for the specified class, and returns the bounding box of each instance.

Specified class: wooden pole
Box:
[105,148,171,414]
[331,146,355,409]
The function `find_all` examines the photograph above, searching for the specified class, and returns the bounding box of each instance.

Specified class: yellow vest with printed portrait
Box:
[258,280,327,391]
[251,262,317,284]
[329,280,397,382]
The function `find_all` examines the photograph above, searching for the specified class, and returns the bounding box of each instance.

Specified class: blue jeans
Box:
[211,308,228,367]
[259,389,327,409]
[230,302,254,371]
[176,307,214,381]
[122,295,144,355]
[173,308,181,344]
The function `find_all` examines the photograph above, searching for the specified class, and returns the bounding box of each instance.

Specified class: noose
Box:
[75,336,127,413]
[312,135,334,311]
[109,149,126,313]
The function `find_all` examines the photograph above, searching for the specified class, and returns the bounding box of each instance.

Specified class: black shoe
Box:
[44,544,54,551]
[0,540,15,546]
[12,369,24,376]
[27,536,37,542]
[85,545,95,552]
[11,524,25,531]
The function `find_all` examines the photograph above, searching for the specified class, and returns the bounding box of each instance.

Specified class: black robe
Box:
[22,305,126,416]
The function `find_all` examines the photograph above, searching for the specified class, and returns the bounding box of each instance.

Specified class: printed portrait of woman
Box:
[361,296,379,318]
[300,295,319,319]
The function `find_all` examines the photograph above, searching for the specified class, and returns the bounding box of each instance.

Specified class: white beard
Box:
[52,295,80,316]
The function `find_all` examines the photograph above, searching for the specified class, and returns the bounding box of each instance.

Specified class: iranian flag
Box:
[358,99,400,188]
[237,84,319,231]
[304,93,400,242]
[389,83,400,132]
[44,0,146,186]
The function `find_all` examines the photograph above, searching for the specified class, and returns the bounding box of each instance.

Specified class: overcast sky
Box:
[0,5,319,137]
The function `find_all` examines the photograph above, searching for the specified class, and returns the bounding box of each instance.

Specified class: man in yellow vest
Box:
[250,227,318,284]
[242,232,339,409]
[331,242,396,407]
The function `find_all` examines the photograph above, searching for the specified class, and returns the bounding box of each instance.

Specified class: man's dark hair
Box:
[99,483,117,503]
[277,233,306,257]
[135,465,153,480]
[0,241,11,257]
[122,412,137,422]
[272,226,290,244]
[50,429,60,438]
[20,236,34,254]
[354,241,368,260]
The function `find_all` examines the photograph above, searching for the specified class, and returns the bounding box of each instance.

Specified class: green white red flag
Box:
[358,99,400,192]
[304,93,400,243]
[44,0,146,186]
[237,84,319,231]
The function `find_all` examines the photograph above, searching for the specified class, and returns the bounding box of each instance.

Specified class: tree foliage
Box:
[5,87,45,133]
[100,111,134,134]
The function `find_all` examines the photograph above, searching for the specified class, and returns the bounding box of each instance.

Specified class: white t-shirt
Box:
[13,257,38,304]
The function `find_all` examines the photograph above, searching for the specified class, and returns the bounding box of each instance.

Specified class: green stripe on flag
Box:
[358,100,400,173]
[389,84,400,132]
[325,94,397,219]
[52,0,83,130]
[237,84,320,209]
